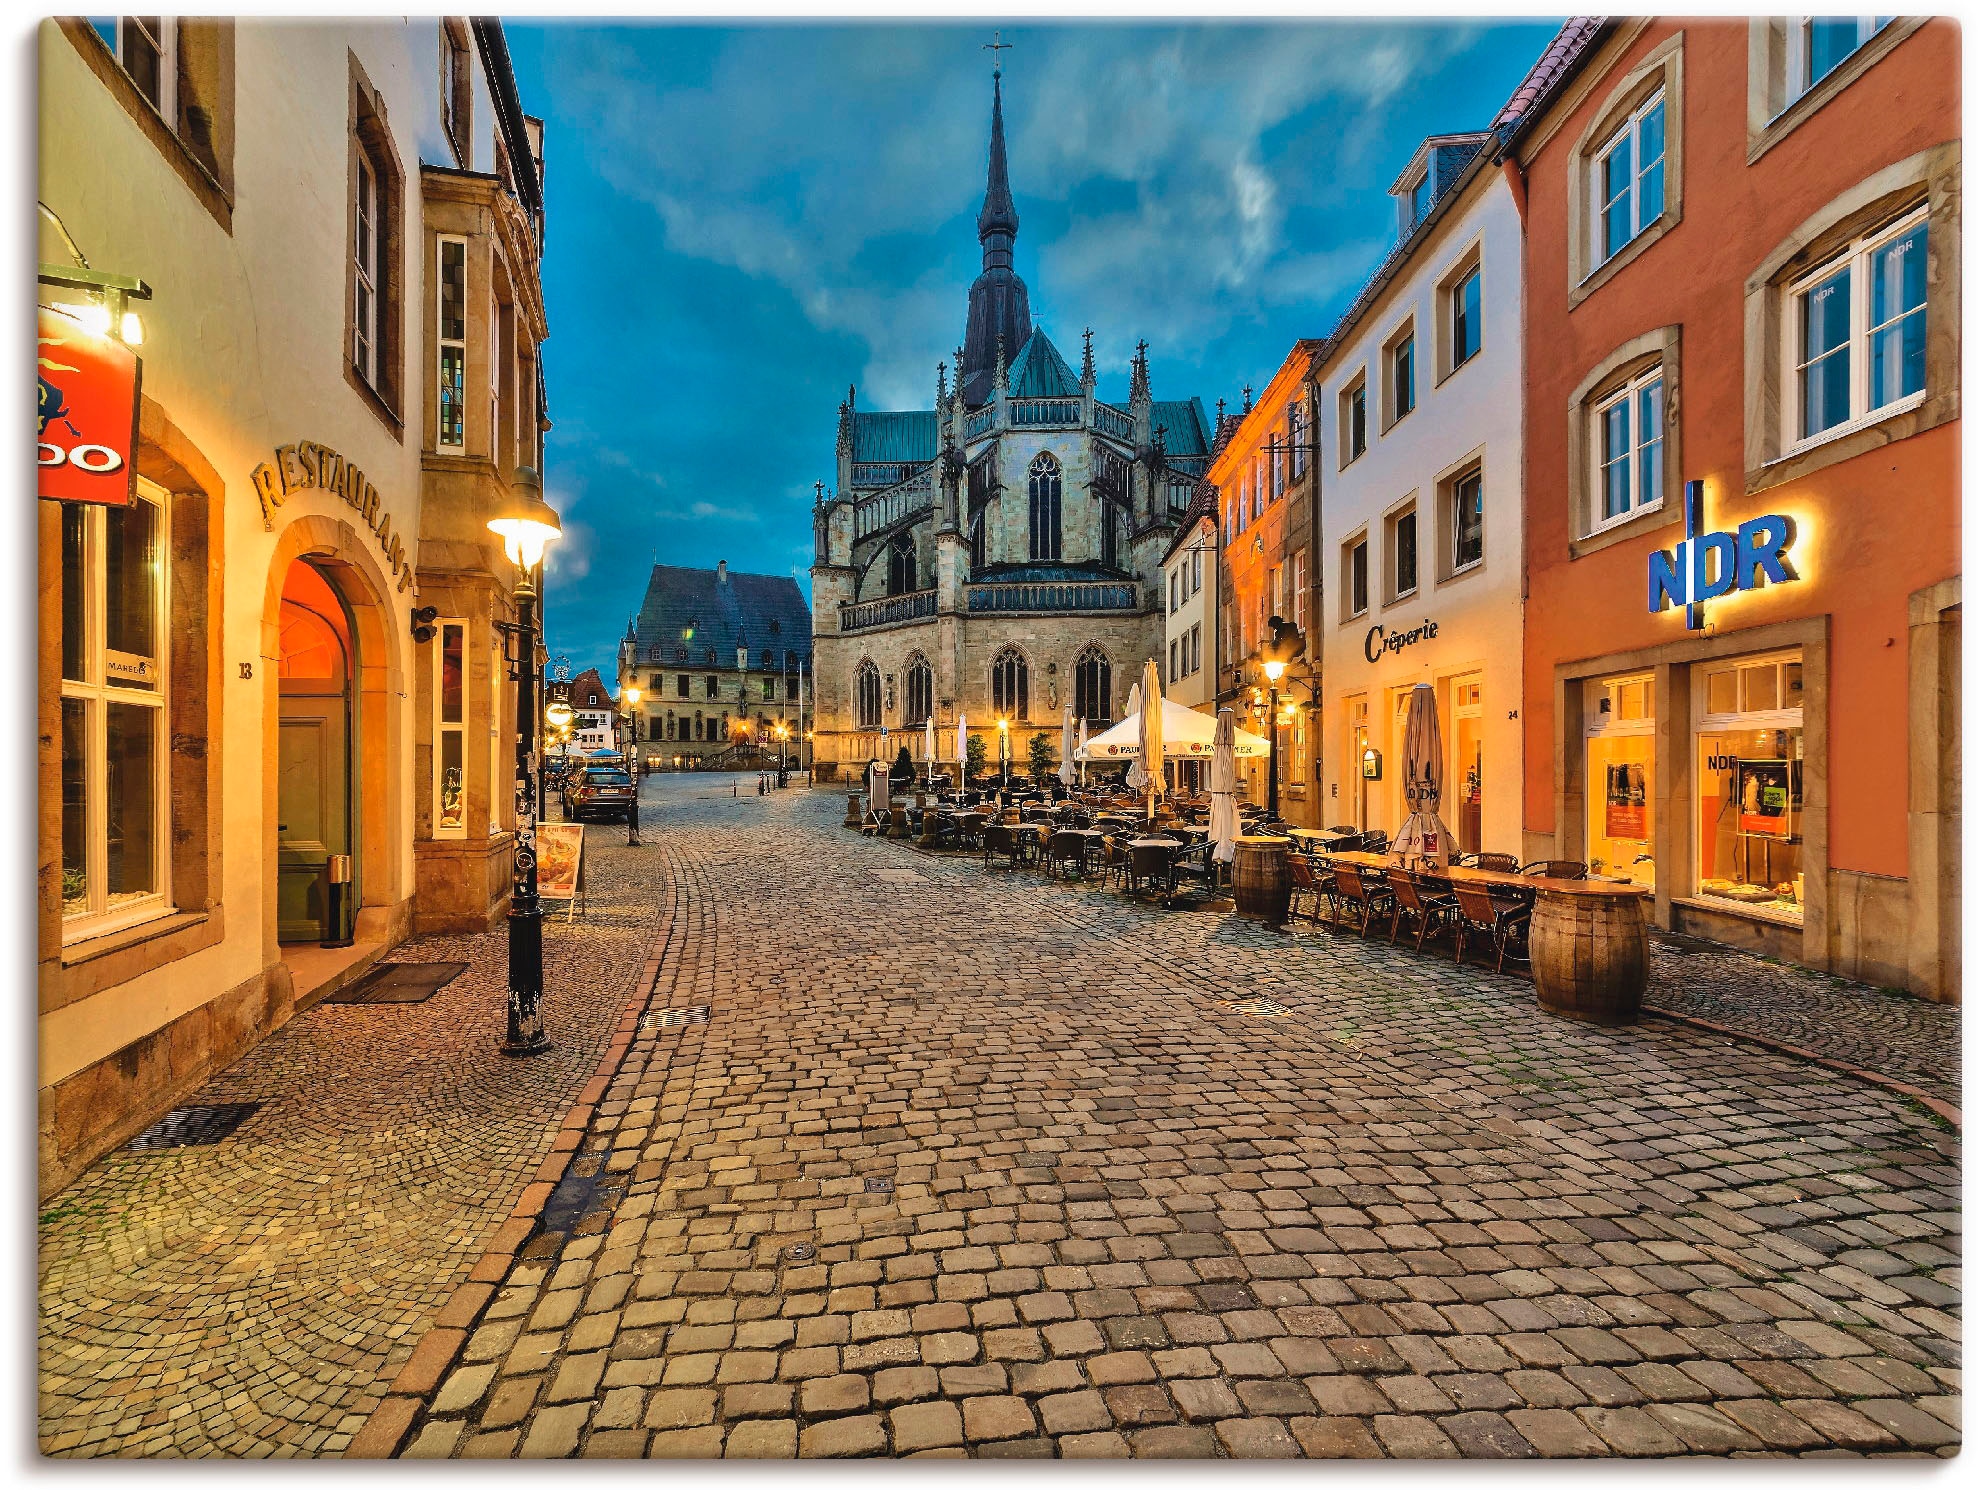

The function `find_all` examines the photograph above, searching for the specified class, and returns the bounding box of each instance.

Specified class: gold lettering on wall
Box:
[252,440,415,592]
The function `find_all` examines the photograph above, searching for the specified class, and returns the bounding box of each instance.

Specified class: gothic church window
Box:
[1101,501,1129,571]
[991,647,1029,721]
[854,659,882,730]
[969,512,986,576]
[1073,646,1112,725]
[1028,452,1062,564]
[888,532,917,595]
[903,652,934,726]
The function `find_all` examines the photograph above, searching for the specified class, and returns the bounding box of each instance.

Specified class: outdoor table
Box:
[1321,850,1653,1024]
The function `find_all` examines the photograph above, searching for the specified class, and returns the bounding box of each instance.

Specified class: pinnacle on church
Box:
[976,64,1019,249]
[994,333,1008,395]
[1080,327,1096,389]
[960,61,1033,408]
[1129,339,1151,406]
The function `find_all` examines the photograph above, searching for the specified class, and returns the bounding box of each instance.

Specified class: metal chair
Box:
[1128,841,1173,896]
[1449,881,1533,973]
[1521,860,1587,880]
[1046,830,1087,879]
[1360,830,1391,854]
[1326,824,1358,835]
[1388,867,1459,952]
[981,822,1018,870]
[1330,863,1396,939]
[1474,853,1521,874]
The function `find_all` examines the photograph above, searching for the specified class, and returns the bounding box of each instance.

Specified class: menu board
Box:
[1735,758,1793,839]
[535,822,584,900]
[1604,762,1647,840]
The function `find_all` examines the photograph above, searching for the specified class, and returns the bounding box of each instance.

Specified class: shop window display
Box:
[1694,654,1804,921]
[1585,673,1655,888]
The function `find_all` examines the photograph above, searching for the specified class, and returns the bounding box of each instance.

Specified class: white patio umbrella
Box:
[1390,681,1456,868]
[1076,718,1088,786]
[924,715,936,788]
[955,713,968,789]
[1078,698,1270,760]
[1138,658,1164,822]
[1122,683,1145,793]
[1209,707,1240,865]
[1058,706,1076,789]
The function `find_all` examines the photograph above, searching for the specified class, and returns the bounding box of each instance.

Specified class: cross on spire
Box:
[983,30,1013,76]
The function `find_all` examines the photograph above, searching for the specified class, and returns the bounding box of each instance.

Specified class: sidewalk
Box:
[37,823,671,1458]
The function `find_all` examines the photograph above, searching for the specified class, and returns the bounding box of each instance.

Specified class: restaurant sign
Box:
[1363,618,1439,665]
[1649,480,1798,630]
[251,440,414,591]
[36,305,141,506]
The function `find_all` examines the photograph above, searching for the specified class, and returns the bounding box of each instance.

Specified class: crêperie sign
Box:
[1364,618,1439,665]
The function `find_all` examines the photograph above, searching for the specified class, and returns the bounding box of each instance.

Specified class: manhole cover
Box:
[127,1102,262,1150]
[863,1177,894,1194]
[784,1241,817,1262]
[325,962,467,1004]
[641,1005,710,1034]
[1222,997,1293,1019]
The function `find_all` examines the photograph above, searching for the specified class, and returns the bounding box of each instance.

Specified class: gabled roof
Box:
[850,410,939,465]
[630,565,815,669]
[1495,17,1606,131]
[1007,328,1081,398]
[567,667,613,710]
[1150,398,1212,458]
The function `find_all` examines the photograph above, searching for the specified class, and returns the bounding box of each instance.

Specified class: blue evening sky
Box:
[502,20,1561,682]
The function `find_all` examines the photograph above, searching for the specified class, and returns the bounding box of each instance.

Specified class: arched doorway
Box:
[276,559,355,943]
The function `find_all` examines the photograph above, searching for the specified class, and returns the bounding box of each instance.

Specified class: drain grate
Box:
[784,1241,817,1262]
[1221,996,1293,1019]
[325,962,467,1004]
[863,1176,895,1194]
[127,1102,262,1150]
[640,1005,710,1036]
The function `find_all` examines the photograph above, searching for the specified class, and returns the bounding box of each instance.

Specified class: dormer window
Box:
[1409,173,1430,227]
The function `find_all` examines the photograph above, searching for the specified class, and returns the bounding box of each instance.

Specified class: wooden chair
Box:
[1046,830,1086,880]
[1522,860,1587,880]
[1449,881,1533,973]
[1474,853,1520,874]
[1388,868,1458,952]
[981,822,1018,870]
[1330,863,1396,939]
[1326,824,1358,835]
[1287,853,1336,923]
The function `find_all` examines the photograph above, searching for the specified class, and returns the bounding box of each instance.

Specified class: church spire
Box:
[959,51,1032,410]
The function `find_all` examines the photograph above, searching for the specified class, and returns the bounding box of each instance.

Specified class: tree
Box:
[964,733,987,783]
[1028,731,1058,782]
[891,745,914,784]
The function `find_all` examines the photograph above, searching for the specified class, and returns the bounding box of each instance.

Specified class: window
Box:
[353,154,380,387]
[1291,549,1306,633]
[1188,622,1202,677]
[436,237,467,451]
[99,16,173,115]
[705,675,718,699]
[1269,565,1283,624]
[434,621,467,838]
[887,532,917,595]
[1345,536,1369,620]
[1192,548,1203,595]
[761,677,775,701]
[1169,570,1179,614]
[1341,377,1368,464]
[1595,91,1667,264]
[676,674,690,698]
[1289,398,1309,479]
[992,647,1030,721]
[1102,501,1128,572]
[969,512,986,576]
[441,19,473,167]
[1387,506,1419,601]
[854,660,881,730]
[1384,327,1416,428]
[1798,16,1894,96]
[1694,652,1806,923]
[1074,646,1111,724]
[903,653,933,727]
[1449,265,1482,370]
[1447,468,1485,574]
[1270,434,1284,501]
[1027,452,1062,563]
[1789,208,1927,447]
[1593,366,1666,530]
[1409,172,1430,229]
[60,481,170,935]
[1169,639,1179,683]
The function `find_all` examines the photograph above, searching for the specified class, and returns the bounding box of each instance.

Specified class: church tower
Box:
[959,66,1031,410]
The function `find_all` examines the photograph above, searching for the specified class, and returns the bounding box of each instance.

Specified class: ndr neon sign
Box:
[1648,480,1799,631]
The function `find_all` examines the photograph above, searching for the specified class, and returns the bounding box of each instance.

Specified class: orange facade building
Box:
[1511,18,1959,998]
[1211,341,1321,823]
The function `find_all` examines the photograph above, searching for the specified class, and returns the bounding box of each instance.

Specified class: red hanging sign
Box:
[37,305,141,506]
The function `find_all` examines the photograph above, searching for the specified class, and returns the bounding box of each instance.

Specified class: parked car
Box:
[563,763,636,822]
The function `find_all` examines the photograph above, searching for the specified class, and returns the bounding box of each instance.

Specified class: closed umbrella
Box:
[1138,658,1164,823]
[924,715,936,788]
[1076,718,1088,786]
[1390,681,1456,868]
[1058,706,1076,789]
[1209,707,1239,866]
[955,713,968,789]
[1122,683,1145,793]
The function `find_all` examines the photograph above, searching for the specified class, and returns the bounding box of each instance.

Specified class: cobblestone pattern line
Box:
[1643,942,1958,1105]
[412,781,1960,1460]
[37,828,673,1459]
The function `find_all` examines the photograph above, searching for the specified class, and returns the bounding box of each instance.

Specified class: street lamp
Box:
[489,467,560,1058]
[774,721,790,782]
[621,684,644,846]
[1261,656,1286,822]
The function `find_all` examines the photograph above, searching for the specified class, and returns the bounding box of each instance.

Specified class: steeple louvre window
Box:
[1027,452,1062,563]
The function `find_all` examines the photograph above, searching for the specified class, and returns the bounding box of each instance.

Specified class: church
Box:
[807,63,1212,782]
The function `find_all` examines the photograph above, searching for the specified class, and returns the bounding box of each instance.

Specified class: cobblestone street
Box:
[382,776,1960,1460]
[37,818,669,1457]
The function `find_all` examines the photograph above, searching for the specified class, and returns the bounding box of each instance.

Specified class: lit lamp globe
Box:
[1262,658,1287,684]
[487,466,562,570]
[544,700,574,731]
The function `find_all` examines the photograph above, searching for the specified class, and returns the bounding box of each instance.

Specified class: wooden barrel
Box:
[1529,889,1649,1025]
[1232,837,1291,924]
[843,792,863,828]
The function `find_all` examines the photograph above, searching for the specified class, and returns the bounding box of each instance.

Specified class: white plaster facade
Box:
[1162,508,1219,714]
[1315,156,1525,857]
